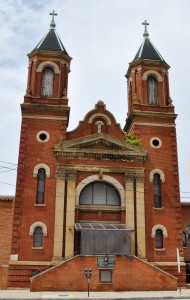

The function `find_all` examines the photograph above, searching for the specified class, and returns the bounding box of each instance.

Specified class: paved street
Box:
[0,289,190,300]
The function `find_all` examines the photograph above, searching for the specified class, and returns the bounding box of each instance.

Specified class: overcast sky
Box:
[0,0,190,201]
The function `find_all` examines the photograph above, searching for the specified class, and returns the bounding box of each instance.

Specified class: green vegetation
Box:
[124,133,141,146]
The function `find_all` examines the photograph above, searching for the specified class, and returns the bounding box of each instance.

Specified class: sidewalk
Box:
[0,289,190,299]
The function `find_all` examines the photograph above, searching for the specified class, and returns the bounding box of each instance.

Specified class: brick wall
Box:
[30,255,177,291]
[0,197,14,289]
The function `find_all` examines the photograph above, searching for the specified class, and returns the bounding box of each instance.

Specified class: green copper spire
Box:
[142,20,149,38]
[49,10,57,30]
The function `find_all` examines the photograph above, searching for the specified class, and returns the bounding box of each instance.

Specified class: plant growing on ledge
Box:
[124,133,141,146]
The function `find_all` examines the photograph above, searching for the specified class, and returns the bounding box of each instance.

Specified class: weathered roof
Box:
[33,29,68,54]
[32,12,68,54]
[133,22,164,62]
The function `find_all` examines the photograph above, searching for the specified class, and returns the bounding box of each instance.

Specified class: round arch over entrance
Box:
[79,181,120,206]
[76,174,125,208]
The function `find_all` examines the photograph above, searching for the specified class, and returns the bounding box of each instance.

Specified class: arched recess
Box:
[33,163,50,177]
[76,174,125,209]
[88,113,111,125]
[36,61,60,74]
[149,169,165,182]
[29,221,48,236]
[151,224,168,238]
[142,70,163,82]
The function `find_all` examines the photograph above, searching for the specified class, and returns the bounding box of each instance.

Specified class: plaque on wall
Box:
[97,257,115,267]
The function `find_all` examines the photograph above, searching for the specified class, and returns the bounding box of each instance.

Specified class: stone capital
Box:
[56,168,77,181]
[124,171,144,182]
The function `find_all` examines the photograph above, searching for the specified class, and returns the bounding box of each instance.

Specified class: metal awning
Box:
[75,223,133,231]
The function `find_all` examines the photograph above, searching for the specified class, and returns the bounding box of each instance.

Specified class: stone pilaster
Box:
[124,171,146,258]
[53,168,76,260]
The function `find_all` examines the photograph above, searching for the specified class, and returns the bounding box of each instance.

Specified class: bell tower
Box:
[9,11,72,280]
[124,21,183,268]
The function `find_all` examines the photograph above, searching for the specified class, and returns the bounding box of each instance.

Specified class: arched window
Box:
[41,67,54,97]
[36,168,46,204]
[183,231,187,247]
[79,181,120,206]
[97,123,102,133]
[155,229,163,249]
[129,81,132,102]
[154,173,162,208]
[33,226,43,247]
[148,76,158,104]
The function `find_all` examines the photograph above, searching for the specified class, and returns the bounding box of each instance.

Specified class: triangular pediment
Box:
[54,133,147,162]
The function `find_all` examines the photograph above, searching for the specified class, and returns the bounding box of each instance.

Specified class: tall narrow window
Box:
[41,67,54,97]
[97,123,102,133]
[154,173,162,208]
[155,229,163,249]
[183,231,187,247]
[36,168,46,204]
[33,226,43,247]
[129,82,132,103]
[188,226,190,246]
[148,76,158,104]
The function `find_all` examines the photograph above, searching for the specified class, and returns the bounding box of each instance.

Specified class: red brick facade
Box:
[0,20,188,291]
[30,256,177,291]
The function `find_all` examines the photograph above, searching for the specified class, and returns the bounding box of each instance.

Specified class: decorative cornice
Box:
[54,133,147,163]
[55,151,146,162]
[54,151,146,162]
[21,103,70,113]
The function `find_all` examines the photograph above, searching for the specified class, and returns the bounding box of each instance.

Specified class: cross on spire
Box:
[49,10,57,29]
[142,20,149,38]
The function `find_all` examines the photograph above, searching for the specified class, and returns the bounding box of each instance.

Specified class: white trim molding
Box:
[151,224,168,238]
[150,137,162,149]
[36,131,50,143]
[149,169,165,182]
[88,113,111,125]
[33,163,50,177]
[36,61,60,74]
[76,174,125,208]
[142,70,163,82]
[29,221,48,236]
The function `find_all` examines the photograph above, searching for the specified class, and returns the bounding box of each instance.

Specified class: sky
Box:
[0,0,190,201]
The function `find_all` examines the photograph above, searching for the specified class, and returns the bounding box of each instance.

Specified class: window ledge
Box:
[153,207,164,210]
[32,247,43,250]
[34,204,46,207]
[183,247,187,248]
[98,267,114,270]
[155,248,165,252]
[99,282,112,284]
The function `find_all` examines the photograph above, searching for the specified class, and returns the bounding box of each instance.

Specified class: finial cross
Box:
[142,20,149,31]
[50,10,57,22]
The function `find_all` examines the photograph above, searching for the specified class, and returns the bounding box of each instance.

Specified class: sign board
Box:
[97,257,115,267]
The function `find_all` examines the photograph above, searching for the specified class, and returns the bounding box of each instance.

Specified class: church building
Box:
[5,14,185,290]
